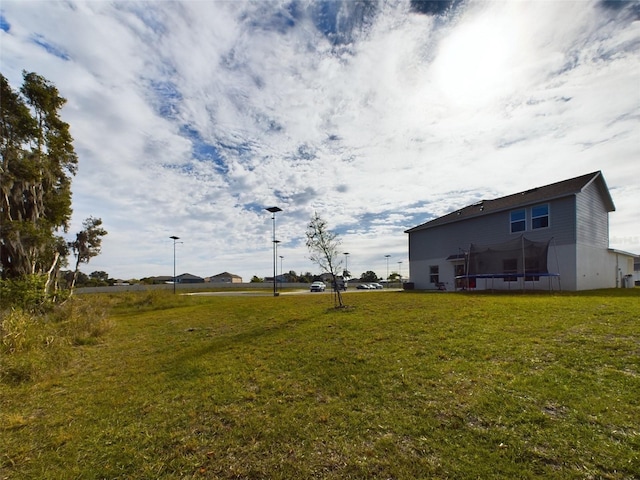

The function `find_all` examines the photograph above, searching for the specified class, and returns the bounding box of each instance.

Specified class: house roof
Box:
[208,272,242,278]
[176,273,203,280]
[406,171,614,233]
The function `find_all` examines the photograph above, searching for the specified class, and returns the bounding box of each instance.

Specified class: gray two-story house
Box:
[405,171,636,291]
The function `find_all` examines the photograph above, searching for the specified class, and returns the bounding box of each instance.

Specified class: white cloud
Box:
[1,0,638,281]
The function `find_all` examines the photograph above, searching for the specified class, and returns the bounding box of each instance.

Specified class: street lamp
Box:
[385,255,391,288]
[273,240,281,293]
[266,206,282,297]
[343,252,350,279]
[397,261,403,286]
[170,236,180,294]
[279,255,284,283]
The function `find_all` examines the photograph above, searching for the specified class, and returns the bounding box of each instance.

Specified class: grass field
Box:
[1,289,639,479]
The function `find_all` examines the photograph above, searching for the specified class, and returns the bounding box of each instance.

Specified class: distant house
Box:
[176,273,204,284]
[206,272,243,283]
[148,276,172,284]
[405,171,636,291]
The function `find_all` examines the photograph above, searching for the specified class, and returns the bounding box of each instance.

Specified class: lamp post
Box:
[273,240,280,293]
[170,236,180,294]
[397,261,403,287]
[343,252,350,278]
[279,255,284,284]
[266,206,282,296]
[385,255,390,288]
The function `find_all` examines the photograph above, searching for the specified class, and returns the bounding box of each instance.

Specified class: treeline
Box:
[1,71,106,307]
[1,72,112,384]
[251,270,393,283]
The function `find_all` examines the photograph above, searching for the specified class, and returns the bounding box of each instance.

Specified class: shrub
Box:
[0,308,55,384]
[0,296,113,384]
[50,297,114,346]
[0,275,49,311]
[0,308,38,354]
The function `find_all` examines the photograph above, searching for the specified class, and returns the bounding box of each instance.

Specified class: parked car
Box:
[310,281,326,292]
[356,284,371,290]
[334,279,347,291]
[369,283,383,289]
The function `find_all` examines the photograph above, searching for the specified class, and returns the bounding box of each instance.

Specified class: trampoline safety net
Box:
[467,235,551,278]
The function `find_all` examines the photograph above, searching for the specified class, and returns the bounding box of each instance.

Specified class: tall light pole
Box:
[398,261,403,286]
[170,236,180,294]
[385,255,390,288]
[343,252,350,279]
[279,255,284,283]
[266,206,282,297]
[273,240,280,292]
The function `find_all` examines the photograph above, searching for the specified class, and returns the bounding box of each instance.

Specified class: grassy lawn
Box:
[1,289,639,479]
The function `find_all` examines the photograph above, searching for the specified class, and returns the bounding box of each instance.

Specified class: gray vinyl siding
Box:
[576,181,610,248]
[407,172,619,291]
[534,196,576,246]
[408,196,577,262]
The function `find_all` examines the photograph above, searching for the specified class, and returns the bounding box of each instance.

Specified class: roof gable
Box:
[209,272,241,278]
[406,171,614,233]
[176,273,203,280]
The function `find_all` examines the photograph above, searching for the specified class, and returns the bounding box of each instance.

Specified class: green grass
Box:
[1,289,639,479]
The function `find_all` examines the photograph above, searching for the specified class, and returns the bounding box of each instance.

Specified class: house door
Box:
[454,263,475,290]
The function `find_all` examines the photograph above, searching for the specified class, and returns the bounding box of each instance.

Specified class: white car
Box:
[369,283,383,289]
[310,281,326,292]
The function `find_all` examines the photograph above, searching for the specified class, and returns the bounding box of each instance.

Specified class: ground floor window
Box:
[501,258,541,282]
[429,265,439,284]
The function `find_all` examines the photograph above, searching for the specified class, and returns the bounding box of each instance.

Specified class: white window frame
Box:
[531,204,549,230]
[510,209,526,233]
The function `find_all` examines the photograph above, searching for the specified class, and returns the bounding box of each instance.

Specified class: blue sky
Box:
[1,0,638,281]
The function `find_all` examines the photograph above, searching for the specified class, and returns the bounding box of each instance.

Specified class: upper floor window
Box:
[531,204,549,229]
[510,209,526,233]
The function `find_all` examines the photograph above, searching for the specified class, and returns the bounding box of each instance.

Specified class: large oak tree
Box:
[1,71,77,292]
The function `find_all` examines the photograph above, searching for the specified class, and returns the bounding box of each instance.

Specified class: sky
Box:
[1,0,639,282]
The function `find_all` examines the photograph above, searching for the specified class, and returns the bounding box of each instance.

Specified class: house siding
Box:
[576,181,609,248]
[554,244,577,291]
[575,245,614,289]
[540,196,576,246]
[407,172,634,291]
[408,197,576,290]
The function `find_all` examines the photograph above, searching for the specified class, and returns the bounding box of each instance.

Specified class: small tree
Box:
[359,270,379,282]
[90,271,109,283]
[388,272,401,282]
[68,217,107,292]
[305,212,344,308]
[300,272,314,283]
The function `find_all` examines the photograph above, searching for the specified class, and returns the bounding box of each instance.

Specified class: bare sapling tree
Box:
[305,212,345,308]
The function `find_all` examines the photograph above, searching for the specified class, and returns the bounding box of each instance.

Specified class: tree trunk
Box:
[44,251,60,298]
[331,272,344,308]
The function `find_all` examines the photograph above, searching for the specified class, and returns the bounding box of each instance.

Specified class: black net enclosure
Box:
[466,235,553,278]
